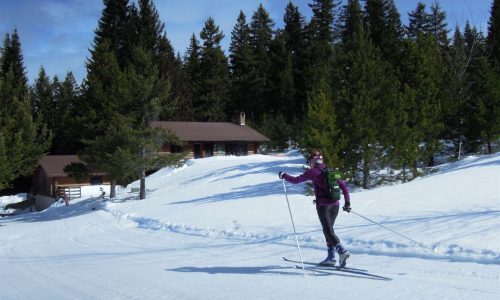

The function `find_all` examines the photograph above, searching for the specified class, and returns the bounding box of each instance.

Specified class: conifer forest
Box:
[1,0,499,191]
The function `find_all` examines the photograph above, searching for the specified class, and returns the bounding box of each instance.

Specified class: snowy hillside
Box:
[1,151,499,299]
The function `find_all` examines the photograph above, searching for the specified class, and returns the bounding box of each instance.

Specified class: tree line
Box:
[1,0,499,193]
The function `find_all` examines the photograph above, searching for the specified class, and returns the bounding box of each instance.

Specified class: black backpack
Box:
[320,168,342,201]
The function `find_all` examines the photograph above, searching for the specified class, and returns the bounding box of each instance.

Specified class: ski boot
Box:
[319,247,336,266]
[335,243,350,269]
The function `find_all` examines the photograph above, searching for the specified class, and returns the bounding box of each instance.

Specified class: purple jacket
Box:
[283,164,350,207]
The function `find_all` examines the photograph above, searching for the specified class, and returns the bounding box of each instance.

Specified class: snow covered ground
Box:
[1,151,499,299]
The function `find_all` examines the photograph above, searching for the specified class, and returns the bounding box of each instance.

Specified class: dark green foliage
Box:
[248,4,275,121]
[92,0,131,67]
[335,0,401,187]
[428,1,449,46]
[0,31,50,190]
[487,0,500,68]
[196,17,230,121]
[283,2,310,120]
[401,34,445,167]
[364,0,404,65]
[406,2,431,40]
[229,11,259,118]
[302,81,343,169]
[3,1,499,194]
[51,72,81,154]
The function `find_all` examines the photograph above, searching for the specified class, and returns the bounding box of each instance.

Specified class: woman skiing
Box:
[279,150,351,268]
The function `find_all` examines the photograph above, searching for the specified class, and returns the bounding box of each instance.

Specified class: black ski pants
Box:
[316,203,340,249]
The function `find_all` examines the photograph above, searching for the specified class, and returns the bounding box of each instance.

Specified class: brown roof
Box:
[151,121,270,142]
[39,155,81,177]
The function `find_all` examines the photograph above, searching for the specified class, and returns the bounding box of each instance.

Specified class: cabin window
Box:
[170,145,183,153]
[90,176,103,185]
[225,143,248,156]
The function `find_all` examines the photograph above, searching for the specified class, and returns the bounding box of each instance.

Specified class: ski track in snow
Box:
[102,204,500,266]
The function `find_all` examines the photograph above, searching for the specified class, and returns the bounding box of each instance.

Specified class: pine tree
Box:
[308,0,339,85]
[0,31,50,190]
[335,0,400,187]
[406,2,431,40]
[442,26,468,158]
[229,11,259,119]
[196,17,230,121]
[283,2,310,121]
[401,34,444,167]
[77,40,126,143]
[31,67,55,132]
[136,0,178,121]
[487,0,500,68]
[267,30,294,117]
[157,34,186,120]
[182,34,202,120]
[428,1,449,47]
[249,4,275,122]
[262,30,294,150]
[92,0,132,67]
[136,0,164,52]
[302,81,343,168]
[364,0,404,65]
[52,72,80,154]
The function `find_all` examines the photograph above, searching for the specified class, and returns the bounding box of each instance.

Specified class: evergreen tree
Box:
[475,58,500,153]
[267,30,294,117]
[196,17,230,121]
[229,11,259,119]
[158,35,185,120]
[249,4,275,121]
[487,0,500,68]
[261,30,294,150]
[401,34,444,167]
[183,33,202,119]
[308,0,339,42]
[52,72,80,154]
[308,0,339,85]
[136,0,164,52]
[92,0,132,67]
[335,0,400,187]
[0,31,50,190]
[136,0,178,121]
[442,26,469,158]
[283,2,310,120]
[76,40,127,145]
[364,0,404,65]
[406,2,431,40]
[302,81,343,168]
[0,30,28,90]
[31,67,55,132]
[428,1,449,47]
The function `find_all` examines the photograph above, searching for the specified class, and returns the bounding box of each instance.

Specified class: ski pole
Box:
[281,179,305,272]
[350,210,421,245]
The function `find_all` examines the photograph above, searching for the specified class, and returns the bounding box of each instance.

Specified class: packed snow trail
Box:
[1,151,499,299]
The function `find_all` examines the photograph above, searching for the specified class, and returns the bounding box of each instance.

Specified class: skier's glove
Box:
[278,171,286,179]
[343,203,351,213]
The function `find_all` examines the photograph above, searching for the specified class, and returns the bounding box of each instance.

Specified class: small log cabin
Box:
[151,113,270,158]
[33,155,110,199]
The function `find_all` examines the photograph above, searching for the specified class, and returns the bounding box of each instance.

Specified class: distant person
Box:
[58,190,70,206]
[279,149,352,268]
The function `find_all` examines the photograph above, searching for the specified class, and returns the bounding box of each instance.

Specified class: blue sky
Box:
[0,0,492,84]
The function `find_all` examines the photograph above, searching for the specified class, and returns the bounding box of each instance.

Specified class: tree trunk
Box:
[362,159,370,189]
[140,146,146,200]
[140,169,146,200]
[110,179,116,198]
[402,164,407,183]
